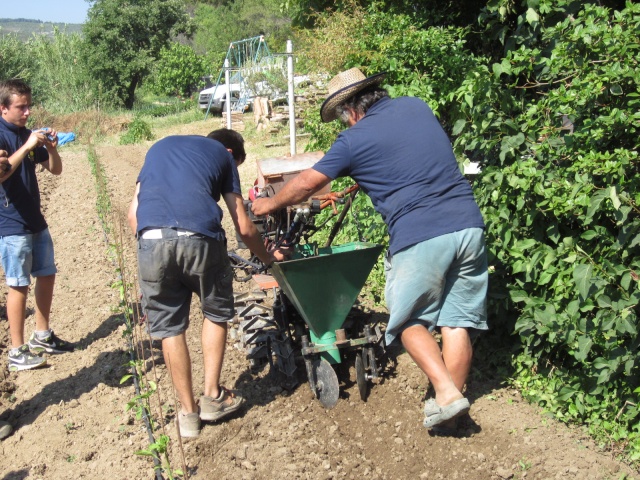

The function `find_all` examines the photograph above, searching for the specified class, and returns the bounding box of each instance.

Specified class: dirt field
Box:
[0,117,638,479]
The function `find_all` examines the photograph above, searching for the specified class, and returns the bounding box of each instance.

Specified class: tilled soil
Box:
[0,119,638,479]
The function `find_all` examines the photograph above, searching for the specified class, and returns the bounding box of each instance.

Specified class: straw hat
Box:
[320,68,386,123]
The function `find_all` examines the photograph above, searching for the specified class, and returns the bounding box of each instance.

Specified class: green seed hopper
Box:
[269,241,384,408]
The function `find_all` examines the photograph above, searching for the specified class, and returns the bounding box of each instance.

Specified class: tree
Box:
[81,0,194,109]
[281,0,486,28]
[192,0,292,62]
[193,2,245,61]
[147,42,207,97]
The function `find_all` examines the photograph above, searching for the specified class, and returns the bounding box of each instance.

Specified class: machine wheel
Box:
[355,352,368,402]
[311,357,340,409]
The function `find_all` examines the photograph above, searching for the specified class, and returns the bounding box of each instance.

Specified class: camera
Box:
[36,128,55,141]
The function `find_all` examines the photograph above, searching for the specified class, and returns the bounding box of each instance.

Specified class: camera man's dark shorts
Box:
[137,228,234,339]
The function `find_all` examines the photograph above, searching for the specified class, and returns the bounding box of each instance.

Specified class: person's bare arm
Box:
[41,128,62,176]
[127,183,141,235]
[223,192,286,265]
[251,168,332,216]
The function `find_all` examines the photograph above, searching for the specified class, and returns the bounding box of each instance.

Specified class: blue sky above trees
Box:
[2,0,89,24]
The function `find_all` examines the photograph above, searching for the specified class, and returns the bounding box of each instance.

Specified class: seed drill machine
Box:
[230,152,387,408]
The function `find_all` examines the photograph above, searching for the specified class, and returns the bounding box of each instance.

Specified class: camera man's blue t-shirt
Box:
[0,117,49,236]
[135,135,242,241]
[313,96,485,255]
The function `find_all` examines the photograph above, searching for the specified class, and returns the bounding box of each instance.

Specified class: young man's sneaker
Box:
[200,386,244,421]
[8,344,47,372]
[176,411,201,438]
[28,331,74,354]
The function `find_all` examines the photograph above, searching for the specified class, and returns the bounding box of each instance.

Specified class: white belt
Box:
[139,228,199,239]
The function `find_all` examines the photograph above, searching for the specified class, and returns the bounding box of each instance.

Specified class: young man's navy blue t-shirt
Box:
[312,96,485,255]
[135,135,242,241]
[0,117,49,236]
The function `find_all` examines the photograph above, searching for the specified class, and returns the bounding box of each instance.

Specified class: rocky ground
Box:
[0,117,638,479]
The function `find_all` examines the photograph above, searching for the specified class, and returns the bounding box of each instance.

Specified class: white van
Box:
[198,75,311,113]
[198,83,248,113]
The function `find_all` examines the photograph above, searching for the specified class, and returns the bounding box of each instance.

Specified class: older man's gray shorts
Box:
[137,228,234,338]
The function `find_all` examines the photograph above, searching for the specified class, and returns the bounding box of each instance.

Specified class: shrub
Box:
[120,117,154,145]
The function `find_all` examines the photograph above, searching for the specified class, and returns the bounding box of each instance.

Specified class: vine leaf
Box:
[573,264,593,300]
[575,336,593,362]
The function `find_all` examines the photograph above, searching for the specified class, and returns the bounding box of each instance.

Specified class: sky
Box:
[1,0,90,24]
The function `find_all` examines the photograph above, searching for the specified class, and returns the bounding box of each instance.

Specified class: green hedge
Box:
[453,2,640,458]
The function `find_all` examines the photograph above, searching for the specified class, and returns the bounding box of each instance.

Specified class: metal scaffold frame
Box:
[204,36,299,156]
[204,35,277,119]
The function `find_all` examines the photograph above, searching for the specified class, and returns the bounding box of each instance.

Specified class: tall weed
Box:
[0,28,104,112]
[28,28,103,112]
[0,33,35,83]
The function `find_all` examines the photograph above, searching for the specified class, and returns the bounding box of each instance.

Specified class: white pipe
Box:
[287,40,296,156]
[225,58,232,129]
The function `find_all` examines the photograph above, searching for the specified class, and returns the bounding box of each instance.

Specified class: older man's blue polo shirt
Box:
[313,96,485,255]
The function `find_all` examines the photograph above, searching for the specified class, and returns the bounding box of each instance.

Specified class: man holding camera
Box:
[0,78,74,376]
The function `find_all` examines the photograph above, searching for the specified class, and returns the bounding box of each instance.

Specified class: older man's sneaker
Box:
[8,344,46,372]
[0,421,12,440]
[28,331,74,354]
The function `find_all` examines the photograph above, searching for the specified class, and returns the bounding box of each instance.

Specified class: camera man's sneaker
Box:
[200,386,244,422]
[176,411,201,438]
[28,331,74,354]
[8,344,47,372]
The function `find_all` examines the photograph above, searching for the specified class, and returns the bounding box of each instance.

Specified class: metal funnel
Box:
[270,242,383,362]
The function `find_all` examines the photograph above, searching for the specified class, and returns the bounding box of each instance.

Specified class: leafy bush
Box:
[452,1,640,458]
[300,1,485,125]
[120,117,154,145]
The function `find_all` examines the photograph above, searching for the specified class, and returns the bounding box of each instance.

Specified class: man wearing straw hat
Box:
[252,68,488,431]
